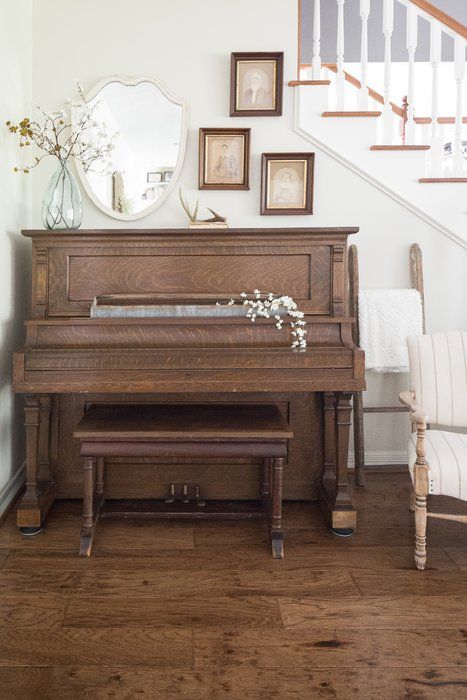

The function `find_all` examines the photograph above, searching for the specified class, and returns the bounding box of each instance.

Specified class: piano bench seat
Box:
[73,403,293,559]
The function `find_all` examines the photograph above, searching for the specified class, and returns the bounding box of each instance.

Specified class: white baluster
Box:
[359,0,370,109]
[336,0,345,109]
[312,0,321,80]
[405,5,418,144]
[382,0,394,142]
[453,37,466,176]
[429,24,442,176]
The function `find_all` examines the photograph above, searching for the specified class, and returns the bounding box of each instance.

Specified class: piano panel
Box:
[45,243,333,317]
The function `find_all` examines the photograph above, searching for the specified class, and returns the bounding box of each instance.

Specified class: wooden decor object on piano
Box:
[13,227,365,537]
[74,403,292,558]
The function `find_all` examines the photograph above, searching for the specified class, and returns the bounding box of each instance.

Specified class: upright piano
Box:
[13,227,365,535]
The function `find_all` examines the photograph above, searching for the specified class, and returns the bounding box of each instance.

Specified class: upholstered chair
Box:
[399,331,467,570]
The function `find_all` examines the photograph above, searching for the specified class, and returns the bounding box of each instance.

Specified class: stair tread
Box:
[370,145,430,151]
[419,177,467,183]
[322,111,382,117]
[289,80,331,86]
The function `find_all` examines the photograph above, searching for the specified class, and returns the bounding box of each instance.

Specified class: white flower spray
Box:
[219,290,307,350]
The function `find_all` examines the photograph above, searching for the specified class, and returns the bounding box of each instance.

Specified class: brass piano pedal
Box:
[182,483,190,504]
[195,484,205,507]
[165,483,176,504]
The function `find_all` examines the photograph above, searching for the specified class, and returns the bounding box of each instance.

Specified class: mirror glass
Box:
[74,78,186,220]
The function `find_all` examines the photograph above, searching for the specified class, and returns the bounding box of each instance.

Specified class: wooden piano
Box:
[13,227,365,535]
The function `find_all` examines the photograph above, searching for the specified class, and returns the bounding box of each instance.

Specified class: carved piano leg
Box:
[319,391,357,536]
[270,457,284,559]
[17,395,55,535]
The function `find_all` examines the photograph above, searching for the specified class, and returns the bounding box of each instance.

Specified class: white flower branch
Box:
[218,290,307,350]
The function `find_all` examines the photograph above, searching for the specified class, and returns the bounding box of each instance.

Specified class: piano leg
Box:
[17,394,55,535]
[79,456,104,556]
[270,457,284,559]
[319,391,357,535]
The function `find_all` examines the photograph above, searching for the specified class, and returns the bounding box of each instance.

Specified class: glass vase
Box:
[41,161,83,230]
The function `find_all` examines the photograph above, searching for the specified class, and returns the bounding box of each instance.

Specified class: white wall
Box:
[27,0,467,466]
[0,0,33,512]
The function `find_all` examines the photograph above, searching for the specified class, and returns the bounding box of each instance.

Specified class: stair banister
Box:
[382,0,395,142]
[405,4,418,144]
[336,0,346,109]
[359,0,371,109]
[429,23,442,175]
[312,0,321,80]
[454,36,466,176]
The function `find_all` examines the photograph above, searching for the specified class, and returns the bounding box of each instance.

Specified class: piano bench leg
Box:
[270,457,284,559]
[80,456,98,557]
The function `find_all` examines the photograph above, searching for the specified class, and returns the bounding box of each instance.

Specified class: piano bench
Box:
[73,403,293,559]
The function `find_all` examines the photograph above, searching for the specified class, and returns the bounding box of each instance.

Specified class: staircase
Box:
[292,0,467,247]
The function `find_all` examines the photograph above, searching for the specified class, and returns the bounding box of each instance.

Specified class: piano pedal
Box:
[195,484,205,507]
[165,483,176,504]
[182,483,190,504]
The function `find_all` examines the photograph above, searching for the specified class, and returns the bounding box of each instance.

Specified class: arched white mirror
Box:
[73,76,187,220]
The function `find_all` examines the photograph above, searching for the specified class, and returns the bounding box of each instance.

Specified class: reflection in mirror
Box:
[74,77,186,220]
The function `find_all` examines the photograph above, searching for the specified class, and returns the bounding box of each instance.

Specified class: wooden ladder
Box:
[349,243,425,487]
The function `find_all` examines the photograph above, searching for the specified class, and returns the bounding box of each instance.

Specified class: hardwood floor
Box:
[0,473,466,698]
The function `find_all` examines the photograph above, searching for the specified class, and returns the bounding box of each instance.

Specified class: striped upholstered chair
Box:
[399,331,467,570]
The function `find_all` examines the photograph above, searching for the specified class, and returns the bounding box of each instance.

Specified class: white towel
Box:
[358,289,423,373]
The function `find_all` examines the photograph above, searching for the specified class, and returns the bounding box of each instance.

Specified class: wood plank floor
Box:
[0,473,466,699]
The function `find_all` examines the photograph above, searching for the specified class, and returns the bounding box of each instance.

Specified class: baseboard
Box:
[348,451,407,468]
[0,462,26,523]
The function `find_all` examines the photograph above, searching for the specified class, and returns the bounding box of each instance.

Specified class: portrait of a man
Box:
[231,52,283,117]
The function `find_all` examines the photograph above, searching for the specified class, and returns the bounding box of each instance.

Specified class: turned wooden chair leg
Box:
[80,456,95,557]
[414,493,428,570]
[271,457,284,559]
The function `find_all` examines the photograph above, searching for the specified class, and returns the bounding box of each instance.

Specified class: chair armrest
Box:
[399,391,429,423]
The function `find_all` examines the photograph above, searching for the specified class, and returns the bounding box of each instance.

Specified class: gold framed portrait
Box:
[261,153,314,215]
[230,52,283,117]
[199,128,250,190]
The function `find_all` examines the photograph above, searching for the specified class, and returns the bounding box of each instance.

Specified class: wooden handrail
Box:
[322,63,404,117]
[300,63,467,123]
[408,0,467,40]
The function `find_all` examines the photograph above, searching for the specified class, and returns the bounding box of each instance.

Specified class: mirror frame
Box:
[72,75,187,221]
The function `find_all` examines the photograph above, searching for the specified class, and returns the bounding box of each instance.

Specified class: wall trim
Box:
[0,462,26,521]
[348,450,408,468]
[294,90,467,250]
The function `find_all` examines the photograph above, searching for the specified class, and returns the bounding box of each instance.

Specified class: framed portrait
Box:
[163,171,173,183]
[230,52,283,117]
[147,172,162,183]
[261,153,314,215]
[199,127,250,190]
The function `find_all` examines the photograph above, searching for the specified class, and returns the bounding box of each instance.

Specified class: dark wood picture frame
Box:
[199,127,250,190]
[261,153,315,215]
[230,52,284,117]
